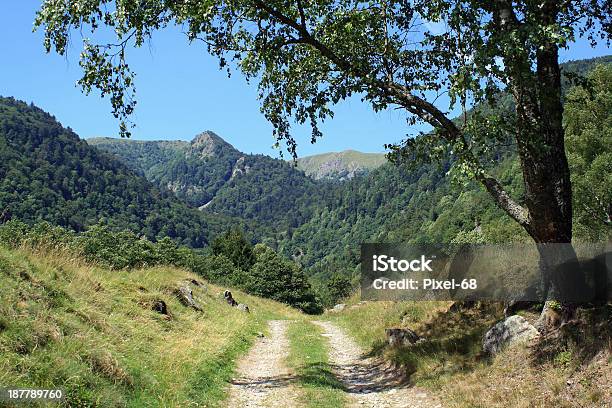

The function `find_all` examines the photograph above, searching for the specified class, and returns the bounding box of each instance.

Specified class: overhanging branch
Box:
[251,0,531,230]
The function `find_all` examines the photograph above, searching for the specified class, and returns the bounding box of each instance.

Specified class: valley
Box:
[0,5,612,402]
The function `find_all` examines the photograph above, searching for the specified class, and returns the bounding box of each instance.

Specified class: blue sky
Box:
[1,2,610,157]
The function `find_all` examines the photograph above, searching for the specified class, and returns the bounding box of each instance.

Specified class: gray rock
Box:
[224,290,238,306]
[333,303,346,312]
[185,278,204,287]
[483,315,539,355]
[151,299,168,315]
[175,285,203,311]
[237,303,250,313]
[385,328,422,346]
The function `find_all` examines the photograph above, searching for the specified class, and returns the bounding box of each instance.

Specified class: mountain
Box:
[0,97,235,247]
[89,132,243,208]
[296,150,387,180]
[91,134,330,234]
[277,57,612,279]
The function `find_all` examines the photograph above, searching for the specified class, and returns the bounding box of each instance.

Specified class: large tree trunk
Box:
[502,2,590,329]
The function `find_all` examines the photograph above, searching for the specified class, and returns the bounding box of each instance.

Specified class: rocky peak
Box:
[188,131,238,158]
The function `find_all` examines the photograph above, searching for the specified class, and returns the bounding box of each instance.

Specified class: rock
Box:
[483,315,539,355]
[237,303,250,313]
[385,328,422,346]
[175,285,203,311]
[224,290,238,307]
[333,303,346,312]
[151,299,168,315]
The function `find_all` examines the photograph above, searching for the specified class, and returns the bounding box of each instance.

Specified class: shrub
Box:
[246,245,323,314]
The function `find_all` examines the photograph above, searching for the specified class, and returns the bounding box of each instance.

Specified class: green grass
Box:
[0,246,301,407]
[287,320,346,408]
[296,150,387,179]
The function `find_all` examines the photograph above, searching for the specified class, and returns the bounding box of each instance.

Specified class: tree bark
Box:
[492,1,591,329]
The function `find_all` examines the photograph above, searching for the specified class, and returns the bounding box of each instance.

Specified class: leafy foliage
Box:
[211,229,256,272]
[245,244,323,314]
[565,64,612,239]
[0,97,233,247]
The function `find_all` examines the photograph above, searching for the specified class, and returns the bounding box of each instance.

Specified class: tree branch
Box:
[251,0,531,229]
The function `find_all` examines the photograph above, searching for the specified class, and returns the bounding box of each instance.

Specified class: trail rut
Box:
[313,320,442,408]
[227,320,301,408]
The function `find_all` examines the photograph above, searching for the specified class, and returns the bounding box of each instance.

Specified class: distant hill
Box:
[0,97,234,247]
[296,150,387,180]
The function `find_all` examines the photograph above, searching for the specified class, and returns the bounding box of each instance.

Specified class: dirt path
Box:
[227,320,301,408]
[313,321,443,408]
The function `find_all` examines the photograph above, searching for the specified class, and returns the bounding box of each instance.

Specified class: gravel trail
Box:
[227,320,301,408]
[313,320,443,408]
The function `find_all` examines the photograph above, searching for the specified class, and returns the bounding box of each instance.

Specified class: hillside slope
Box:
[326,296,611,408]
[296,150,387,180]
[0,246,301,407]
[0,97,239,247]
[91,133,329,232]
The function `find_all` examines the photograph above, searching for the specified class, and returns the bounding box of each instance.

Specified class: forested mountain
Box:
[1,56,608,283]
[296,150,386,180]
[277,60,612,281]
[0,97,236,247]
[91,133,332,232]
[87,57,611,283]
[90,132,242,208]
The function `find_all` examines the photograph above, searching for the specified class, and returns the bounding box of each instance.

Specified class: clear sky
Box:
[1,2,610,157]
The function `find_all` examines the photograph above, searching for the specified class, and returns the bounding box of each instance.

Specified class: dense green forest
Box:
[90,57,612,285]
[0,97,242,247]
[91,133,329,231]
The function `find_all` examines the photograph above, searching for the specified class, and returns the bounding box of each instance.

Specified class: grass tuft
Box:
[287,320,346,408]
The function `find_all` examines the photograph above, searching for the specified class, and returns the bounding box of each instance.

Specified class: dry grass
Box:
[327,294,611,408]
[0,246,301,407]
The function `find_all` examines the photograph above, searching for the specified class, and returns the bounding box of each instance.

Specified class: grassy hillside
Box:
[0,245,301,407]
[296,150,387,180]
[326,296,611,408]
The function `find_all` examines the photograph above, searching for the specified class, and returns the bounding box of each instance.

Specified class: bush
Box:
[245,244,323,314]
[211,229,255,271]
[190,253,244,286]
[326,273,353,305]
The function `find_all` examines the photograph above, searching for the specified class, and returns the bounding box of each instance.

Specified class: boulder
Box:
[185,278,204,287]
[332,303,346,312]
[385,328,422,346]
[237,303,250,313]
[151,299,168,315]
[483,315,539,355]
[224,290,238,306]
[175,285,203,311]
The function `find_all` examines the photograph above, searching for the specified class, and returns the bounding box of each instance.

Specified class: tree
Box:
[247,244,323,313]
[35,1,611,324]
[564,64,612,239]
[211,229,256,271]
[327,273,353,304]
